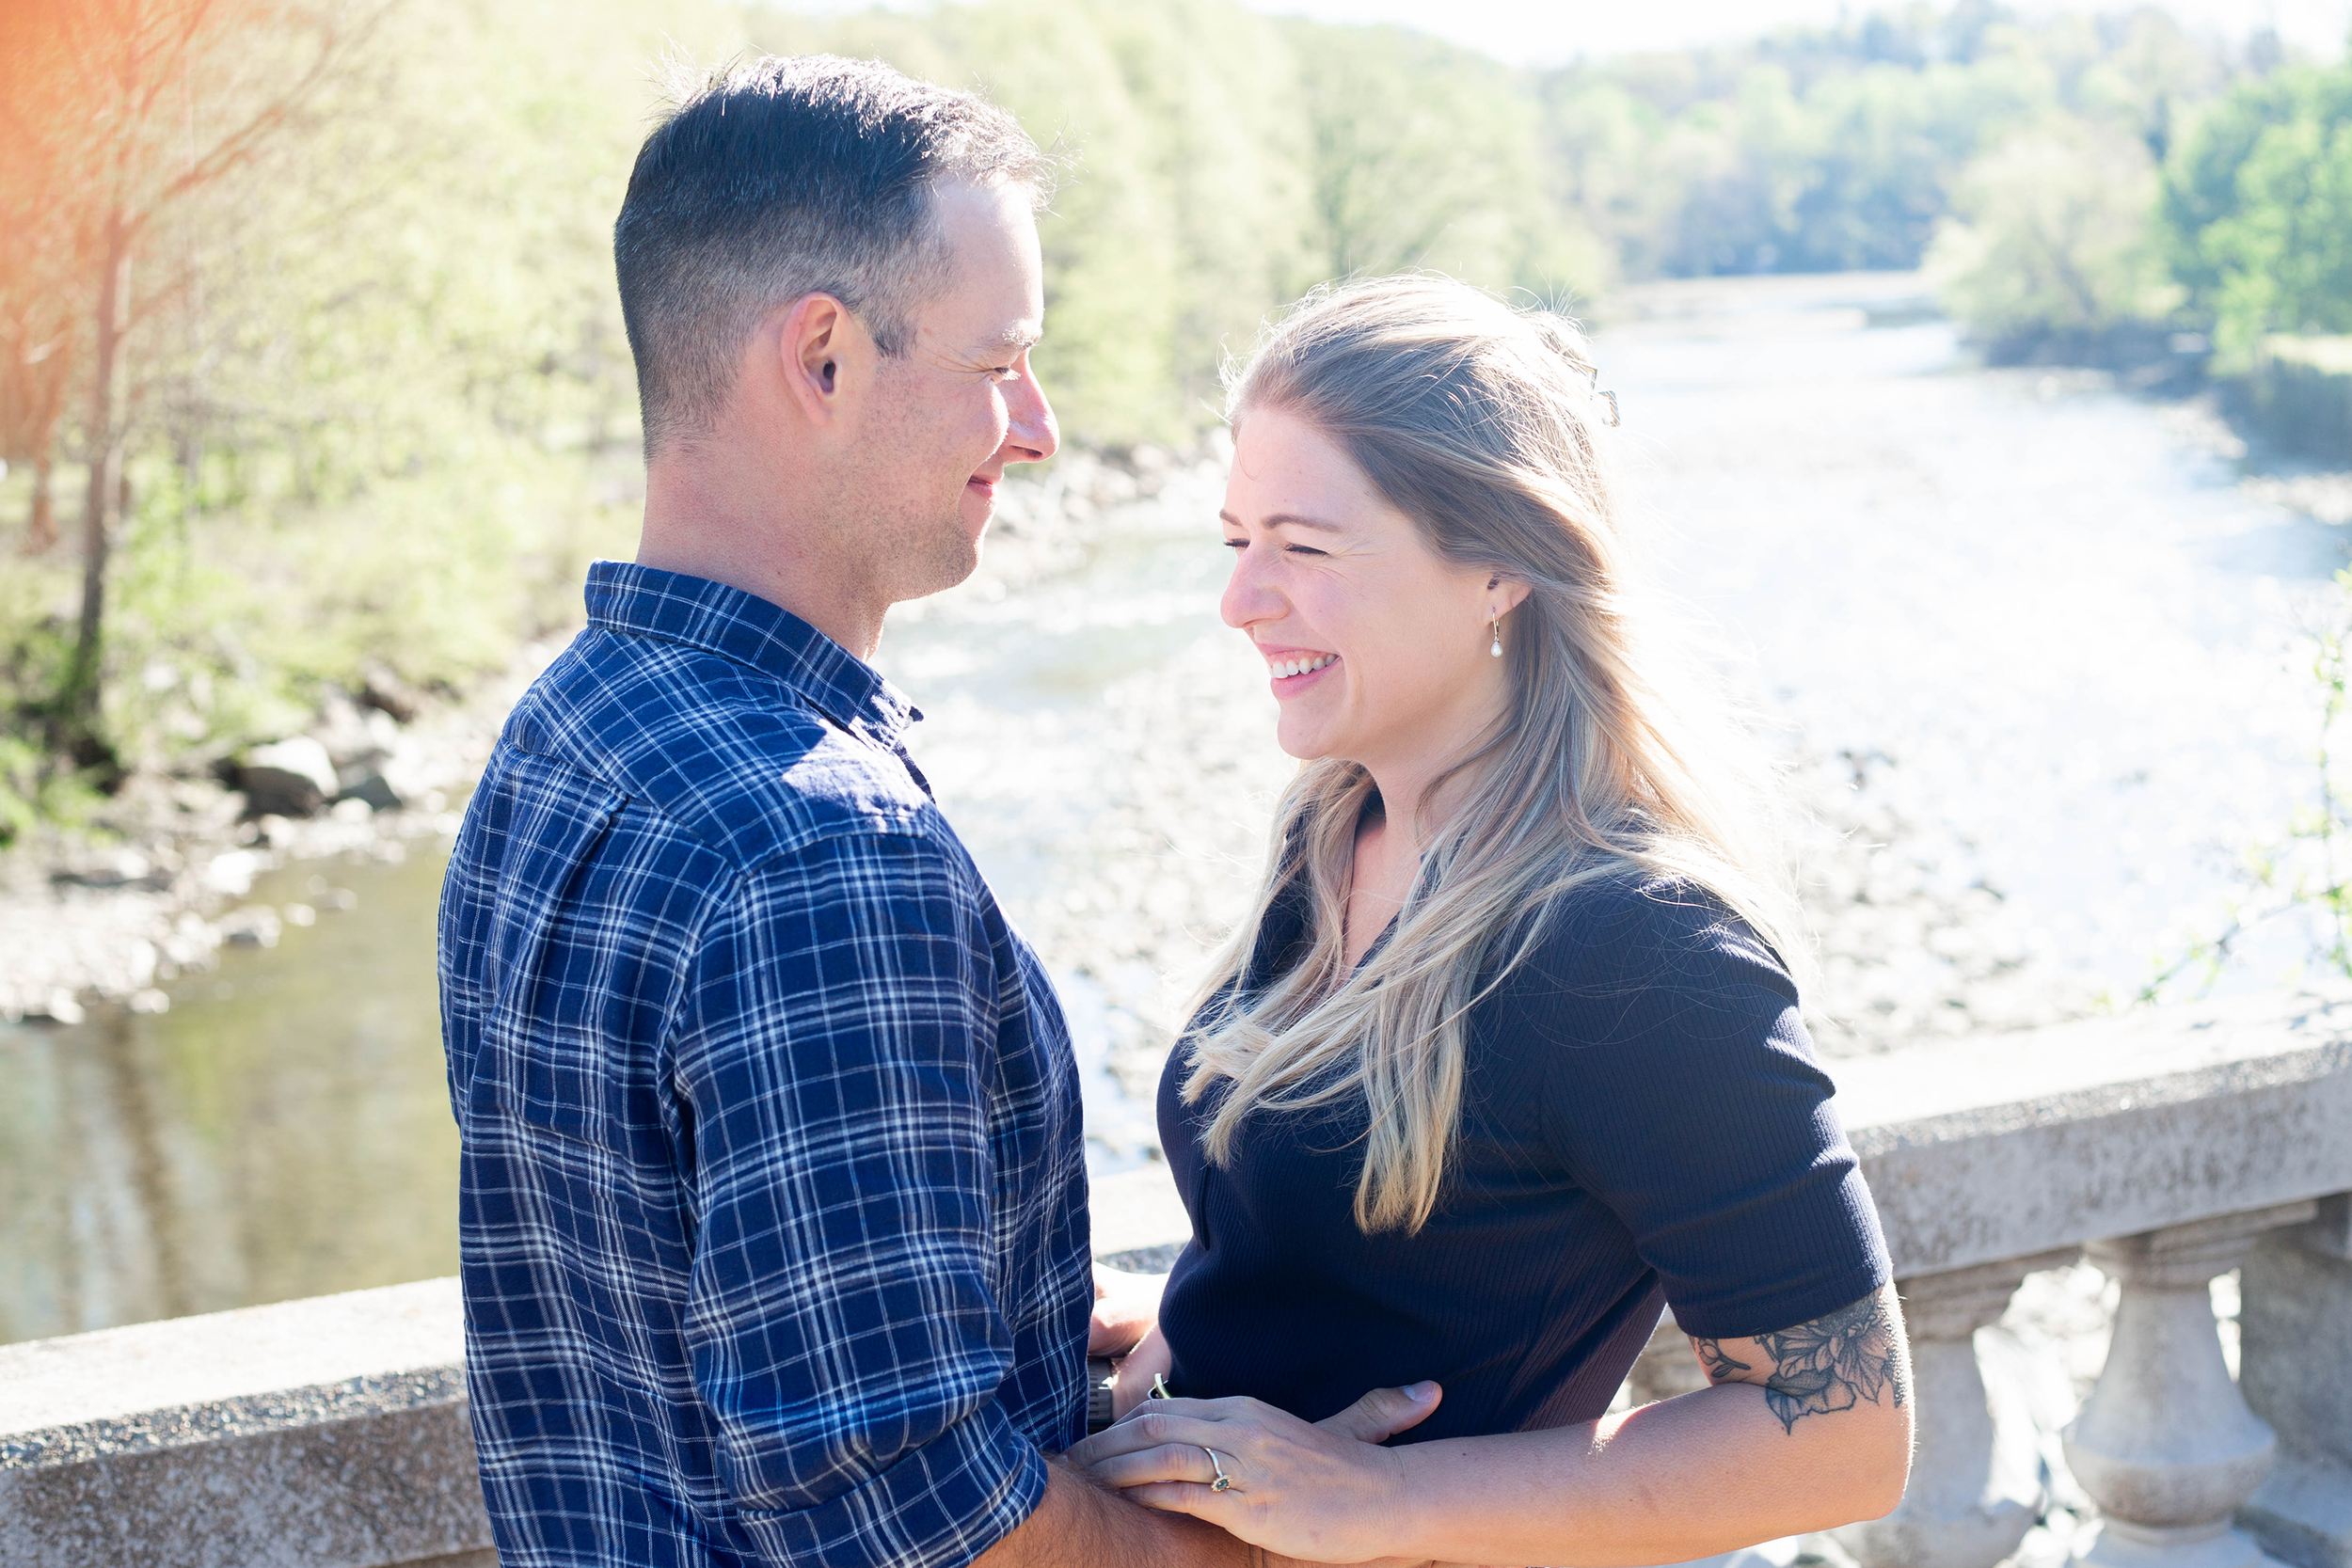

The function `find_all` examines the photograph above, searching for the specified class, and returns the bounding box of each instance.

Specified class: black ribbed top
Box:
[1153,873,1890,1443]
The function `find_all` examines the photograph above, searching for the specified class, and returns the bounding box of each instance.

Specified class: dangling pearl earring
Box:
[1488,617,1502,657]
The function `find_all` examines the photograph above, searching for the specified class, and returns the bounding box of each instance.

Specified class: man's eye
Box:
[993,366,1022,382]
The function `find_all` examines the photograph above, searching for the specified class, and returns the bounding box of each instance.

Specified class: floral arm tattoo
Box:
[1691,1291,1909,1435]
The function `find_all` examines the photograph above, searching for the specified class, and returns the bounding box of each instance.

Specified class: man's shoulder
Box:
[498,626,939,874]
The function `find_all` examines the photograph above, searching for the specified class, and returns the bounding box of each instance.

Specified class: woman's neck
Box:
[1343,755,1485,966]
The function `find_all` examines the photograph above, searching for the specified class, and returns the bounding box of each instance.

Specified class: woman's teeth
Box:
[1272,655,1335,679]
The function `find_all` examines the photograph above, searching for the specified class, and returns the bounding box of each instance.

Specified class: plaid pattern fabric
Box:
[439,562,1089,1568]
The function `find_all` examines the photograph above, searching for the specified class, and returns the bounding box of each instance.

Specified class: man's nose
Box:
[1004,368,1058,465]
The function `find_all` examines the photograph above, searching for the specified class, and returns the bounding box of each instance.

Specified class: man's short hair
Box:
[613,55,1050,457]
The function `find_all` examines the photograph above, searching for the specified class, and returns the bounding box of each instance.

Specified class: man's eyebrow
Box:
[979,325,1041,353]
[1218,509,1345,532]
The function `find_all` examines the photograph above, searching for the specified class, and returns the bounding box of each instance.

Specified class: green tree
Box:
[1926,117,2182,341]
[0,0,751,814]
[0,0,365,767]
[760,0,1313,444]
[2205,115,2352,351]
[2163,62,2352,358]
[1287,22,1600,297]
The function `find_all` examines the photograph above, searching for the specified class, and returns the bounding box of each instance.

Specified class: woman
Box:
[1073,277,1913,1567]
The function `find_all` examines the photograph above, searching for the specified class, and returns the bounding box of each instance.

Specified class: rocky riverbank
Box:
[0,437,2099,1055]
[0,444,1220,1025]
[883,445,2100,1175]
[0,646,559,1022]
[0,436,2289,1568]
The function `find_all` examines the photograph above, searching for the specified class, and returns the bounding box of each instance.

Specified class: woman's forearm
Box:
[1393,1379,1911,1568]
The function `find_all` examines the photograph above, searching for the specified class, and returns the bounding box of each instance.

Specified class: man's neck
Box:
[638,455,884,659]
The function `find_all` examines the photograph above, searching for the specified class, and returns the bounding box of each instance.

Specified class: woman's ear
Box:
[1486,575,1534,619]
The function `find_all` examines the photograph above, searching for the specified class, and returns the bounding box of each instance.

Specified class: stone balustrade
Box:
[4,989,2348,1568]
[1829,990,2352,1568]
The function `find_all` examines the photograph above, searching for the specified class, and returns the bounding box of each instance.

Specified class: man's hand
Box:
[1089,1264,1168,1357]
[1109,1322,1173,1418]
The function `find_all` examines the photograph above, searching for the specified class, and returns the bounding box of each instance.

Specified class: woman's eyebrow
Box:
[1218,509,1345,532]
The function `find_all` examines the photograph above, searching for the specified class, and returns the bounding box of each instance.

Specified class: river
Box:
[2,272,2339,1345]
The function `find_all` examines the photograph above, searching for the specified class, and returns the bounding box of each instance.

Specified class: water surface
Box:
[0,847,454,1344]
[5,273,2336,1344]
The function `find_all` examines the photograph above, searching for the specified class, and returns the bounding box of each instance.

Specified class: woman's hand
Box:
[1109,1322,1173,1419]
[1066,1382,1444,1564]
[1089,1264,1167,1358]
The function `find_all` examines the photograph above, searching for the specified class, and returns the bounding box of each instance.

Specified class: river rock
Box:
[49,847,170,892]
[236,737,339,817]
[358,662,425,724]
[336,772,404,813]
[23,990,86,1026]
[313,694,397,772]
[221,906,282,948]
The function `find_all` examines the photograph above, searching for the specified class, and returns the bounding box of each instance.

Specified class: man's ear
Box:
[775,293,876,426]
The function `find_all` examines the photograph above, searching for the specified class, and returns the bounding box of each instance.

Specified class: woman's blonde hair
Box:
[1182,275,1807,1235]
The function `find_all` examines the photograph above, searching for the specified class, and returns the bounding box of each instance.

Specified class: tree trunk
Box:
[24,452,56,554]
[64,206,132,737]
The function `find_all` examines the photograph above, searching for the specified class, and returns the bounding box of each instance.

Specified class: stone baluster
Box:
[1834,1251,2076,1568]
[2238,1193,2352,1568]
[2065,1200,2319,1568]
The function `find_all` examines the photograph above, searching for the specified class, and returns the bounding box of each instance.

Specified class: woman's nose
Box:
[1220,546,1282,630]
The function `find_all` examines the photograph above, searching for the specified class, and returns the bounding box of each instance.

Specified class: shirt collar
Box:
[583,561,918,751]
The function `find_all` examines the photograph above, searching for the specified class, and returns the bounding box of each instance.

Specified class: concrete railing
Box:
[0,1278,490,1568]
[1829,990,2352,1568]
[6,990,2348,1568]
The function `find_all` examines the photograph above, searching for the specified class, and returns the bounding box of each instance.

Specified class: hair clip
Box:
[1580,363,1622,427]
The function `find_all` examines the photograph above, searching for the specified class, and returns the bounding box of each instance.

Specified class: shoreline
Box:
[0,444,1204,1025]
[0,645,559,1023]
[6,404,2330,1053]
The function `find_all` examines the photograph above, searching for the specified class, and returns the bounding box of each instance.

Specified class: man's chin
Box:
[889,520,984,608]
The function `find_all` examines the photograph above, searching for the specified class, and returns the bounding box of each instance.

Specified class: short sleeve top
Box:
[1153,870,1890,1443]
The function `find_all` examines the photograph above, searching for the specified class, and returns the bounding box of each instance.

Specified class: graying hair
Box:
[614,55,1052,457]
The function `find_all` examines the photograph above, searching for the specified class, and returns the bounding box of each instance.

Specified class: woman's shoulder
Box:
[1463,869,1811,1100]
[1475,873,1830,1165]
[1498,870,1795,1006]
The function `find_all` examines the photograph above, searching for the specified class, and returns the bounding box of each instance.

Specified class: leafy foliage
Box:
[2146,580,2352,1003]
[0,0,2338,838]
[1926,118,2183,341]
[2161,63,2352,359]
[0,0,734,830]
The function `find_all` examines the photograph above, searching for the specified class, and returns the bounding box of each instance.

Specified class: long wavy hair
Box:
[1182,275,1807,1235]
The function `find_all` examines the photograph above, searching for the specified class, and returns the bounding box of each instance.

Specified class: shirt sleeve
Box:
[667,828,1047,1568]
[1524,880,1892,1339]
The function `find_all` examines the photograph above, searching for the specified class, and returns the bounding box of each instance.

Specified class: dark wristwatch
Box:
[1086,1356,1118,1433]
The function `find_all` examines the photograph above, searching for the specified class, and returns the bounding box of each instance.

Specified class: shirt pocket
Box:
[469,780,626,1147]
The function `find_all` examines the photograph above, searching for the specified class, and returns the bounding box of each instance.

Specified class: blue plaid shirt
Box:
[439,562,1089,1568]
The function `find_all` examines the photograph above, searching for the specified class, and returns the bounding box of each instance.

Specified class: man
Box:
[439,55,1421,1568]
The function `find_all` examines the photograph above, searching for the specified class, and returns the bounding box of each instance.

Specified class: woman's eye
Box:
[1283,544,1327,557]
[1221,537,1248,550]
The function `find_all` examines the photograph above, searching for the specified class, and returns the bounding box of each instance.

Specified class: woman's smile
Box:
[1263,648,1339,690]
